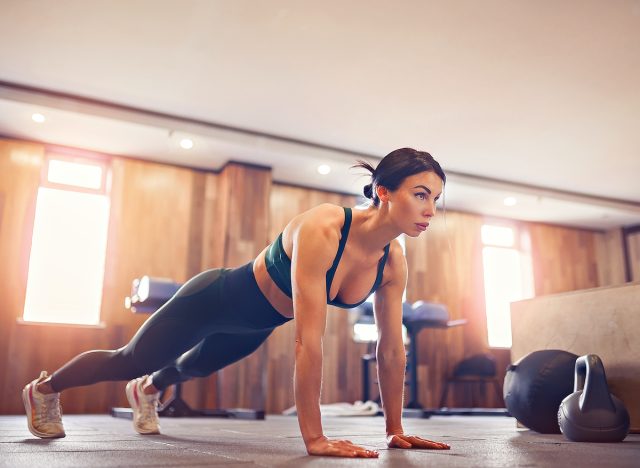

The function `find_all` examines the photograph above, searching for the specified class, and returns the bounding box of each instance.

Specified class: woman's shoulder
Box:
[292,203,346,232]
[280,203,346,253]
[377,238,408,290]
[285,204,346,268]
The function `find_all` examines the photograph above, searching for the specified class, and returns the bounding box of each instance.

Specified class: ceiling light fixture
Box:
[317,164,331,175]
[503,196,517,206]
[179,138,194,150]
[32,113,46,123]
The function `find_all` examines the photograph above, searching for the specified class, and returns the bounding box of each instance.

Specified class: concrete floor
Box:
[0,414,638,467]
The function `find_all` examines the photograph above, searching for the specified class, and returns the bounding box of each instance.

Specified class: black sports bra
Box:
[264,207,390,309]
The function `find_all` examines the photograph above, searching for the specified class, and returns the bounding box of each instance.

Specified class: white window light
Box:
[24,156,110,325]
[48,159,103,190]
[481,224,515,247]
[23,188,110,325]
[481,224,534,348]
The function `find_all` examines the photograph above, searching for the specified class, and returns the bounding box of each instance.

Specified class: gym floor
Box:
[1,414,638,467]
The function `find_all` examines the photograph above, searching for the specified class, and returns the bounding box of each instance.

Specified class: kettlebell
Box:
[557,354,630,442]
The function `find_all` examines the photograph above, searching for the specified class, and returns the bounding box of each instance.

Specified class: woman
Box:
[23,147,450,458]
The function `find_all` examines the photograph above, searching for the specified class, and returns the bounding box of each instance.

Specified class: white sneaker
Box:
[125,376,160,435]
[22,371,66,439]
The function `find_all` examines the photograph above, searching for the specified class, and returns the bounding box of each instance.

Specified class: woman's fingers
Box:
[408,436,450,449]
[333,441,378,458]
[347,444,378,458]
[388,435,412,448]
[388,434,450,450]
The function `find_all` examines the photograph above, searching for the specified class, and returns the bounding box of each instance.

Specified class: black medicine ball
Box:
[503,349,578,434]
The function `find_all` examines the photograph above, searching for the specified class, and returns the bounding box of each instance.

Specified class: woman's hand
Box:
[386,433,450,450]
[306,435,379,458]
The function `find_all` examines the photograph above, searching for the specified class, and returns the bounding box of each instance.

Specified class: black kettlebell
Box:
[557,354,630,442]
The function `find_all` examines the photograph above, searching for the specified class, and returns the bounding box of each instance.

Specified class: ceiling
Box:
[1,0,639,230]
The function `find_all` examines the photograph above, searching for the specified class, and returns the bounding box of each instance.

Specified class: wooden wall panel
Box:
[264,184,362,414]
[529,223,600,296]
[628,232,640,282]
[0,139,45,413]
[215,163,273,411]
[595,228,626,286]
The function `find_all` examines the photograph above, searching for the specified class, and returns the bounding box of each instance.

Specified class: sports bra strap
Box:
[373,243,391,289]
[325,207,352,301]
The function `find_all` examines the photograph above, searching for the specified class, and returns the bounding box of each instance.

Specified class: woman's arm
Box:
[373,241,450,450]
[373,241,409,435]
[291,221,333,447]
[291,211,378,458]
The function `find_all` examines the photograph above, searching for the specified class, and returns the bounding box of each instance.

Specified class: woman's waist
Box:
[253,247,295,319]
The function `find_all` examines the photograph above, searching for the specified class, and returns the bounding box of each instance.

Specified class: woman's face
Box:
[383,171,443,237]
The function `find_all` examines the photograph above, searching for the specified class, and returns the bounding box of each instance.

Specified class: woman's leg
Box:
[23,268,229,439]
[150,261,288,390]
[151,329,274,390]
[47,268,229,392]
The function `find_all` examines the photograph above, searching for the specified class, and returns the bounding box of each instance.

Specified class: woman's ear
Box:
[377,186,389,203]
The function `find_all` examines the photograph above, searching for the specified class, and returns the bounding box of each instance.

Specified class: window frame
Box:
[41,146,111,195]
[21,146,113,326]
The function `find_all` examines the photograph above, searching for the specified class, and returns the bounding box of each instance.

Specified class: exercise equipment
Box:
[358,301,508,418]
[124,276,180,313]
[503,349,578,433]
[558,354,630,442]
[439,353,502,408]
[112,276,264,420]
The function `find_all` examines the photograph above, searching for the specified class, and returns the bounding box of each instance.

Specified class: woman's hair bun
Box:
[363,183,373,199]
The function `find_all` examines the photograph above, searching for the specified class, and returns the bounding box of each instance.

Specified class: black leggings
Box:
[50,262,292,392]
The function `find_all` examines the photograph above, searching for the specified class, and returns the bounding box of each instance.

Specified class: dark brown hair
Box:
[352,148,446,207]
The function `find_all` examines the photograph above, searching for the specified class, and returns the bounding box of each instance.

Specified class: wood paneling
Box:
[529,223,600,296]
[0,139,45,413]
[628,232,640,282]
[595,228,626,286]
[264,184,362,414]
[215,163,273,410]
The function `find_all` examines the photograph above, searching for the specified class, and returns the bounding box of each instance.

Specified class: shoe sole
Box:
[125,379,160,435]
[21,385,65,439]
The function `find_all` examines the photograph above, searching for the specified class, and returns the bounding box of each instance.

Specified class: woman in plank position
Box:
[24,147,449,457]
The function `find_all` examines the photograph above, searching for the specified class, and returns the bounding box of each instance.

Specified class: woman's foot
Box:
[22,371,66,439]
[125,376,160,435]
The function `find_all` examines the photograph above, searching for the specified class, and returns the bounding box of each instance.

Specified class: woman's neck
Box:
[352,205,401,253]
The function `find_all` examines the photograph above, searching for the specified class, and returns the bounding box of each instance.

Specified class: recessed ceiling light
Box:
[317,164,331,175]
[32,113,46,123]
[179,138,194,150]
[503,197,517,206]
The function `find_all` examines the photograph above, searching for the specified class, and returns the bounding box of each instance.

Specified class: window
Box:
[23,153,111,325]
[481,223,534,348]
